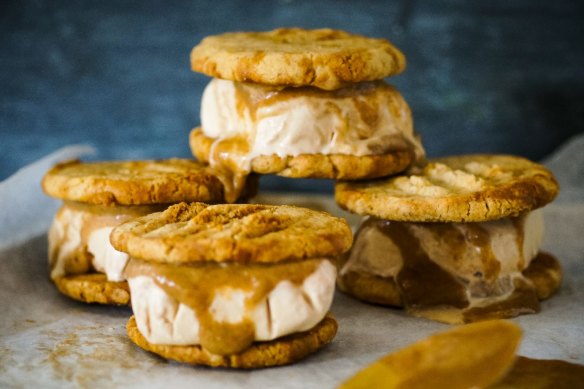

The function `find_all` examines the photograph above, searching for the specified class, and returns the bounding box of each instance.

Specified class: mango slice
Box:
[339,320,522,389]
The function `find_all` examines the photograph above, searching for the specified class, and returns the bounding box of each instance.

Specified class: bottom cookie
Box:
[338,252,562,323]
[190,128,414,180]
[126,314,338,369]
[53,273,130,305]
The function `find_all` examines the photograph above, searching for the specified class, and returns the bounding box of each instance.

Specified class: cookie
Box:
[126,314,338,368]
[190,128,414,180]
[191,28,405,90]
[43,158,258,306]
[338,251,562,311]
[336,154,559,222]
[53,274,130,305]
[42,158,235,206]
[111,202,353,264]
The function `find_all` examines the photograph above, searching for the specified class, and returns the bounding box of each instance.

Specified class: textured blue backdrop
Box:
[1,0,583,192]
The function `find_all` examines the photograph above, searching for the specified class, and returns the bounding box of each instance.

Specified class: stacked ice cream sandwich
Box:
[106,28,423,367]
[189,28,425,200]
[187,27,563,324]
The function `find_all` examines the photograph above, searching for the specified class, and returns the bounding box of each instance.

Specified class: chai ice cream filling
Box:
[198,78,425,202]
[124,258,336,356]
[341,210,546,323]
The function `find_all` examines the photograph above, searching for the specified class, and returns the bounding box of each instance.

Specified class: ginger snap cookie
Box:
[43,159,256,305]
[126,314,338,369]
[191,28,405,90]
[43,158,249,206]
[111,202,352,367]
[336,154,559,223]
[53,274,130,305]
[189,29,423,197]
[335,154,562,324]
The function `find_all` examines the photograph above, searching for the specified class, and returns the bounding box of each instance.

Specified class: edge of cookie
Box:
[126,314,338,368]
[190,28,405,90]
[42,159,228,206]
[190,128,414,180]
[335,155,559,222]
[111,202,353,264]
[53,273,131,305]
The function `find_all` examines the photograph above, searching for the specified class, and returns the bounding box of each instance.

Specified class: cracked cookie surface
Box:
[42,159,231,205]
[336,155,559,222]
[111,202,353,264]
[191,28,405,90]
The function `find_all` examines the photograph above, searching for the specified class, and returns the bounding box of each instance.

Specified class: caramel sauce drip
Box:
[373,219,469,310]
[463,277,540,322]
[464,224,501,282]
[443,222,502,298]
[50,202,162,274]
[233,80,397,130]
[208,136,251,204]
[512,215,526,270]
[124,258,323,355]
[207,81,418,201]
[490,356,584,388]
[366,215,540,323]
[233,80,388,116]
[64,202,164,245]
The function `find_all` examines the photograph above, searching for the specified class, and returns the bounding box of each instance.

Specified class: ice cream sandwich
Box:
[42,159,256,305]
[335,154,561,324]
[189,28,425,201]
[110,202,352,368]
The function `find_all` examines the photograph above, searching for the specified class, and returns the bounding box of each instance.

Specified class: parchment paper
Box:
[1,137,583,388]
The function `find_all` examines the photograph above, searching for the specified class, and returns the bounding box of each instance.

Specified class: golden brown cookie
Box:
[338,251,562,309]
[190,128,414,180]
[126,314,337,368]
[336,154,559,222]
[53,274,130,305]
[191,28,405,90]
[42,158,234,206]
[111,202,353,264]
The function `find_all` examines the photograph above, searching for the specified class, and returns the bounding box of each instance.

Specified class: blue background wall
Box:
[2,0,583,192]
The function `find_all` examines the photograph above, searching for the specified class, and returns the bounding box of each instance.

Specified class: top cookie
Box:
[335,154,559,222]
[42,159,230,206]
[110,202,353,264]
[191,28,405,90]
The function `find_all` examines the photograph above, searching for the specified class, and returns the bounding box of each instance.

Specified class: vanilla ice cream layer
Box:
[48,203,158,281]
[200,78,424,171]
[342,209,544,306]
[127,259,336,352]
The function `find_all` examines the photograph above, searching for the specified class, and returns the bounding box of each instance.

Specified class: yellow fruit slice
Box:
[339,320,522,389]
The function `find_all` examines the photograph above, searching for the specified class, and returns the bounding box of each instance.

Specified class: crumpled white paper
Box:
[0,145,95,247]
[1,137,583,388]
